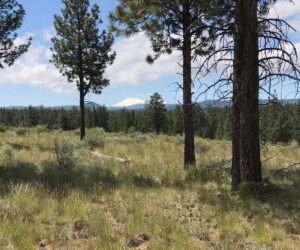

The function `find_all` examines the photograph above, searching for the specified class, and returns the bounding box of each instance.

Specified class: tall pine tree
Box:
[110,0,220,167]
[51,0,115,139]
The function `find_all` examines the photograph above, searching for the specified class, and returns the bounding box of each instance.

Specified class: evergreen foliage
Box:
[51,0,115,139]
[0,102,299,144]
[110,0,223,167]
[0,0,31,68]
[145,92,166,134]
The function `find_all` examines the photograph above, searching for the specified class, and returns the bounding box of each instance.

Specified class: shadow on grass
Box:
[0,160,118,196]
[0,159,190,197]
[193,168,300,237]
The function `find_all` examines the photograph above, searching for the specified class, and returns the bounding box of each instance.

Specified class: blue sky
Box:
[0,0,299,107]
[0,0,181,107]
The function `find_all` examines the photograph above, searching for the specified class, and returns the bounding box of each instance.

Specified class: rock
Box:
[197,233,210,241]
[152,176,162,187]
[38,239,48,250]
[74,220,89,232]
[128,233,150,248]
[73,220,92,239]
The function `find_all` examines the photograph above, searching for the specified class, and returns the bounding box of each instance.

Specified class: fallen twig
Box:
[272,162,300,175]
[90,150,130,164]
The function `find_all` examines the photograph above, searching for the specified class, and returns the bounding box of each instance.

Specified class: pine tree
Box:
[173,105,184,136]
[51,0,116,139]
[0,0,31,68]
[202,0,300,189]
[145,92,166,134]
[110,0,222,167]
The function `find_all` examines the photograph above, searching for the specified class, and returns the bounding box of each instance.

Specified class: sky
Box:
[0,0,300,107]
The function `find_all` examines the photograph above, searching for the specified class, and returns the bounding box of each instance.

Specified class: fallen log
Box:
[90,151,130,164]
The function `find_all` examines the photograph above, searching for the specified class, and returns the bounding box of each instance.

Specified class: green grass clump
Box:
[186,160,230,184]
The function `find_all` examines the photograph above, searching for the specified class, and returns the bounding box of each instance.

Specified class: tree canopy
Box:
[110,0,226,167]
[51,0,116,139]
[0,0,31,68]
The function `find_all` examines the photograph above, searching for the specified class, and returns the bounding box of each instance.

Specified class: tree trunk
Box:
[80,83,85,140]
[183,3,196,168]
[231,70,241,190]
[234,0,262,184]
[232,16,242,190]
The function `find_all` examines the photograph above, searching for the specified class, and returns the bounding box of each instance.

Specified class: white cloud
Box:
[42,27,55,42]
[0,42,75,93]
[270,0,300,18]
[270,0,300,32]
[0,32,181,93]
[106,32,181,86]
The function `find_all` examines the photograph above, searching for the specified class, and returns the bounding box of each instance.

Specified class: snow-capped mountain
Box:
[112,98,145,107]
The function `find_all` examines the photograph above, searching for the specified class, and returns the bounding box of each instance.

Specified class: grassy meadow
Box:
[0,127,299,249]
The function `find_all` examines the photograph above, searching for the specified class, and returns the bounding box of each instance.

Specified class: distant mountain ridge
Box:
[3,99,299,111]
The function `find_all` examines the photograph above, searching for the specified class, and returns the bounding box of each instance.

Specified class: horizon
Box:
[1,97,299,109]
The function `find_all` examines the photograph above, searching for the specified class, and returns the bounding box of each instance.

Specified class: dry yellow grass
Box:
[0,128,299,249]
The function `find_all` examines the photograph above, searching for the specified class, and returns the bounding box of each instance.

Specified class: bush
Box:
[195,138,210,153]
[129,131,147,143]
[41,161,118,190]
[133,174,162,188]
[16,127,29,136]
[0,145,14,166]
[0,125,6,133]
[127,126,136,134]
[74,129,80,136]
[84,128,105,150]
[239,179,279,201]
[186,160,229,184]
[34,125,48,133]
[54,139,76,169]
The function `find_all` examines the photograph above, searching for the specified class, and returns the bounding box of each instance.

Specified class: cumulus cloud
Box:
[0,42,75,93]
[270,0,300,18]
[105,32,181,86]
[270,0,300,31]
[0,32,181,92]
[2,1,299,94]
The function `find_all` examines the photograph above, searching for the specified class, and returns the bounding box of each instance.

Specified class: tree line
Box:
[0,100,299,144]
[1,0,300,190]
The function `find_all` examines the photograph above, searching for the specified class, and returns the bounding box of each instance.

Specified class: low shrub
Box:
[0,144,15,166]
[41,161,118,190]
[84,128,105,150]
[16,127,29,136]
[34,125,49,133]
[133,174,162,188]
[129,132,147,143]
[0,125,6,133]
[73,129,80,136]
[239,179,279,201]
[195,138,210,153]
[54,139,76,169]
[127,126,136,134]
[186,160,229,184]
